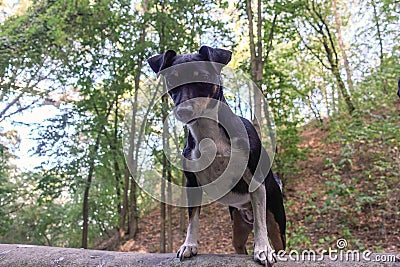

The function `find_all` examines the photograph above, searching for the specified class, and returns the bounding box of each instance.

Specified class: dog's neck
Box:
[187,118,224,144]
[187,104,236,144]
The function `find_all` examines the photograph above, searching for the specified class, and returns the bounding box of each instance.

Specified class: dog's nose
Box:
[175,106,194,122]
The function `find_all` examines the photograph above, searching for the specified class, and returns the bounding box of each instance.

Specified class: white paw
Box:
[254,244,276,266]
[177,243,198,261]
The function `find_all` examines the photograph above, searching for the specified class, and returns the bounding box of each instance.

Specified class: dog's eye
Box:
[168,88,178,98]
[166,77,177,88]
[201,74,210,82]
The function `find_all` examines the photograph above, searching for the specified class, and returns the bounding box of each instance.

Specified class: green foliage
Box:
[286,221,311,250]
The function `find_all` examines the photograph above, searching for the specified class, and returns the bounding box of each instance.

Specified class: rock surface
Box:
[0,244,399,266]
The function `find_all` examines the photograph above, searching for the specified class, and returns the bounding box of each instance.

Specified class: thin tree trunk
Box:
[371,0,387,93]
[81,100,114,248]
[82,132,102,249]
[160,186,166,252]
[127,72,140,239]
[126,0,150,240]
[246,0,256,77]
[160,95,168,253]
[119,166,130,238]
[128,176,138,239]
[113,95,122,219]
[179,172,186,235]
[332,66,355,114]
[245,0,278,147]
[245,0,263,137]
[167,167,173,252]
[302,1,355,114]
[322,81,330,117]
[157,0,168,253]
[127,80,139,239]
[331,0,354,92]
[331,80,336,113]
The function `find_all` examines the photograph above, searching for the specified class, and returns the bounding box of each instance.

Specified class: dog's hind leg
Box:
[267,209,285,251]
[229,207,253,254]
[266,172,286,251]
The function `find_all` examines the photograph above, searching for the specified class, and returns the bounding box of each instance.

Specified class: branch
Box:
[256,0,262,59]
[295,28,331,70]
[264,13,278,64]
[0,91,25,120]
[245,0,256,67]
[310,0,339,65]
[0,98,41,122]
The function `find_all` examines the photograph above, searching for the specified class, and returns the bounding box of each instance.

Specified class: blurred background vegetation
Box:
[0,0,399,253]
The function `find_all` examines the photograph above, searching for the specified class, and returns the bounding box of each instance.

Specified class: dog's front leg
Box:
[177,206,200,260]
[251,185,276,266]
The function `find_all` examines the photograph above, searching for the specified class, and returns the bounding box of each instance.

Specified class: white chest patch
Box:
[194,162,253,209]
[188,119,253,208]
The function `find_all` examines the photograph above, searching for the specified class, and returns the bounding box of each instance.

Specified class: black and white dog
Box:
[148,46,286,266]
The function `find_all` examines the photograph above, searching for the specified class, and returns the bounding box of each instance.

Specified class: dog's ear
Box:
[199,46,232,65]
[147,50,177,74]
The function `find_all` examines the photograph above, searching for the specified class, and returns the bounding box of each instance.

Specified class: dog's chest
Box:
[187,121,252,208]
[193,148,252,208]
[191,134,232,184]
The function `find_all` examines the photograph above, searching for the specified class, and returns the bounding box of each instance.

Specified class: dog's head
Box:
[147,46,232,123]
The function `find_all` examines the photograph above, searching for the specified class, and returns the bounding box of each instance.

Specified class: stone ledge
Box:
[0,244,399,266]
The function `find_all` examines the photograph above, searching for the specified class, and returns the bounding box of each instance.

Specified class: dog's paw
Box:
[176,243,198,261]
[254,245,276,266]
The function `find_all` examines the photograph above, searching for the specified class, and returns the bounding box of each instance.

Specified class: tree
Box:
[296,0,355,115]
[148,0,230,252]
[331,0,354,92]
[354,0,400,94]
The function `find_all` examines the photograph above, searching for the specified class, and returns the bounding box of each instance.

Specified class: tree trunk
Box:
[126,0,150,239]
[82,133,102,249]
[127,79,139,239]
[179,172,186,235]
[302,1,356,115]
[331,0,354,92]
[245,0,278,148]
[160,191,166,253]
[332,66,355,114]
[371,0,387,93]
[167,167,173,252]
[119,166,130,238]
[128,176,138,239]
[112,95,122,220]
[160,95,168,253]
[245,0,263,137]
